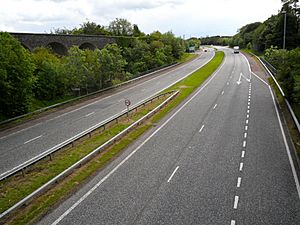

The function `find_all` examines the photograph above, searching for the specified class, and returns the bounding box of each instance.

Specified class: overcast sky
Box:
[0,0,283,37]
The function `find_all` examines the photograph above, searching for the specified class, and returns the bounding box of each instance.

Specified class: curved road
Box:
[39,47,300,225]
[0,50,214,177]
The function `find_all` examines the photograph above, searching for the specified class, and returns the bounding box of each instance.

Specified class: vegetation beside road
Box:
[1,50,224,225]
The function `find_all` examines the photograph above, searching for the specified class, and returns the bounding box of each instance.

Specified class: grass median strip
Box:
[2,50,224,225]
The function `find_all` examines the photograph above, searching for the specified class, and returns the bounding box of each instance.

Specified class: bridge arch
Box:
[79,42,96,50]
[46,42,68,55]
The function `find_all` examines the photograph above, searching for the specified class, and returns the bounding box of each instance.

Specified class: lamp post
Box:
[282,10,287,49]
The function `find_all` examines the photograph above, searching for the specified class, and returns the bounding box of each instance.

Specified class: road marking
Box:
[231,220,236,225]
[246,119,249,124]
[213,104,218,109]
[49,53,226,225]
[244,132,247,138]
[246,114,249,118]
[199,125,205,133]
[239,162,244,171]
[248,105,250,109]
[243,140,246,148]
[84,112,95,117]
[221,90,224,95]
[24,135,42,144]
[241,151,245,158]
[227,82,229,85]
[269,86,300,199]
[168,166,180,183]
[247,109,250,113]
[248,98,250,102]
[245,125,248,131]
[237,177,242,187]
[233,196,239,209]
[248,102,250,105]
[252,72,269,86]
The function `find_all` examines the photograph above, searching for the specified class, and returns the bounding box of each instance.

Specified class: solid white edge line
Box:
[167,166,180,183]
[50,51,227,225]
[233,195,239,209]
[241,53,252,79]
[24,135,42,144]
[1,53,214,141]
[252,72,269,86]
[268,86,300,199]
[1,53,217,179]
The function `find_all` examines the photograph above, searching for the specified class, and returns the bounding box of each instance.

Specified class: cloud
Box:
[0,0,283,36]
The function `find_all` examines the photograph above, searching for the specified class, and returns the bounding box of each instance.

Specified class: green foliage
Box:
[231,2,300,51]
[200,36,231,46]
[32,47,67,100]
[108,18,134,36]
[265,47,300,102]
[0,32,36,117]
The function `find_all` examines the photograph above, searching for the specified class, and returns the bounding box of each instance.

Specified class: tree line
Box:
[0,19,190,120]
[230,0,300,107]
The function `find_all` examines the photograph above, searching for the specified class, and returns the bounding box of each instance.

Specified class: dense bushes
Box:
[265,47,300,103]
[0,29,185,120]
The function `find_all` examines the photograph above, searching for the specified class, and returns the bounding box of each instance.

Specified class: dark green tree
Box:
[0,32,36,117]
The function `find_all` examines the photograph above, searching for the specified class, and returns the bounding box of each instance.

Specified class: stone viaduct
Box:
[10,32,116,55]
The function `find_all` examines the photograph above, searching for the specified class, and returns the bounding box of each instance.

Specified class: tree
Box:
[32,47,68,100]
[98,44,127,88]
[133,24,144,37]
[108,18,133,36]
[73,21,111,35]
[0,32,36,117]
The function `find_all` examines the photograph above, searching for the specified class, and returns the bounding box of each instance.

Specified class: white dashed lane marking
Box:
[233,196,239,209]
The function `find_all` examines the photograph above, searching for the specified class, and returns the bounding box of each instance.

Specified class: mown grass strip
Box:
[0,97,167,213]
[3,50,224,225]
[177,53,197,64]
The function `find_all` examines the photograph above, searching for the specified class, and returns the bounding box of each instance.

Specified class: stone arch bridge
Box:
[10,32,116,55]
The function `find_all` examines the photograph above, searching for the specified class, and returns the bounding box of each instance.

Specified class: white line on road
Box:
[243,140,246,148]
[24,135,42,144]
[84,112,95,117]
[213,104,218,109]
[199,125,205,133]
[239,162,244,171]
[245,125,248,131]
[269,86,300,199]
[246,119,249,124]
[227,82,229,85]
[237,177,242,187]
[49,54,226,225]
[233,196,239,209]
[248,102,250,105]
[221,91,224,95]
[231,220,236,225]
[246,114,249,118]
[168,166,179,183]
[248,105,250,109]
[241,151,245,158]
[244,133,247,138]
[247,109,250,113]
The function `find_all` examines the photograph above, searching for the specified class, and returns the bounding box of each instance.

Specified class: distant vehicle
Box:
[233,46,239,54]
[204,49,207,52]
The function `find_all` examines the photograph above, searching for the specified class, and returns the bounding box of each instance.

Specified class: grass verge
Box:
[177,53,197,63]
[2,51,224,225]
[268,77,300,159]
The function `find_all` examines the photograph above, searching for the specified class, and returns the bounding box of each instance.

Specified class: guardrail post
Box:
[116,118,118,124]
[88,132,91,138]
[49,154,52,161]
[21,168,25,177]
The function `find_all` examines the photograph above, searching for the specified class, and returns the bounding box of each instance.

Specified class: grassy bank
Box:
[268,77,300,159]
[3,51,224,225]
[177,52,197,63]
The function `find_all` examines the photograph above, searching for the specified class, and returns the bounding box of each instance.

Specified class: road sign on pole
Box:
[125,99,131,117]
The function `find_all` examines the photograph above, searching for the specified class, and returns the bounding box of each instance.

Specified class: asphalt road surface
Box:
[0,50,214,177]
[38,48,300,225]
